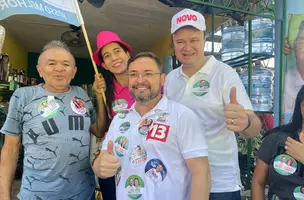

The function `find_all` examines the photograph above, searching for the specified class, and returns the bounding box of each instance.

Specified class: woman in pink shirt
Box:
[92,31,134,200]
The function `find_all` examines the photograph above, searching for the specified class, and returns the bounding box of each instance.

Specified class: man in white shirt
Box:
[284,20,304,123]
[165,8,261,200]
[92,52,211,200]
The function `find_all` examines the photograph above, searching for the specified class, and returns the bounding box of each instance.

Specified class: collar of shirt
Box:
[176,55,217,78]
[129,96,169,117]
[113,79,128,95]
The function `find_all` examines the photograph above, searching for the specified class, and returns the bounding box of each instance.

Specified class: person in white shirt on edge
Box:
[284,20,304,123]
[165,8,262,200]
[92,52,211,200]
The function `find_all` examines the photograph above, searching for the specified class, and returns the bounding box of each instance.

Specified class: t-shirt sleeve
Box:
[1,89,24,136]
[223,69,253,110]
[177,108,208,160]
[257,133,278,165]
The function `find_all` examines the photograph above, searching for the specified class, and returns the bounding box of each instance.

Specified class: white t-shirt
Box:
[284,66,304,123]
[164,56,253,193]
[102,96,208,200]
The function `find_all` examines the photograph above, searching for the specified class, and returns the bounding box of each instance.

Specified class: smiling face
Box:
[172,26,205,68]
[37,47,77,93]
[101,42,130,75]
[128,57,165,104]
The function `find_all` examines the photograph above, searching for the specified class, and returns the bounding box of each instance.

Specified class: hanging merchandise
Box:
[0,25,5,54]
[245,17,275,55]
[0,54,9,82]
[239,65,274,112]
[221,26,245,61]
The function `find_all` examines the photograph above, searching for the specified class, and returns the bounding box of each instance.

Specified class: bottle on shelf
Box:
[221,26,245,61]
[239,62,274,112]
[245,17,274,55]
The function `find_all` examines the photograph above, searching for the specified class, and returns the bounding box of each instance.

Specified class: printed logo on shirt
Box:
[125,175,144,199]
[114,136,129,157]
[112,99,128,114]
[138,118,153,136]
[38,96,60,118]
[271,194,280,200]
[119,122,130,132]
[156,112,169,123]
[146,123,170,143]
[273,154,297,176]
[145,159,167,183]
[129,145,147,166]
[192,80,210,96]
[293,186,304,200]
[116,166,122,186]
[70,97,86,115]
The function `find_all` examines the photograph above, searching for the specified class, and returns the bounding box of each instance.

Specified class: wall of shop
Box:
[1,26,28,73]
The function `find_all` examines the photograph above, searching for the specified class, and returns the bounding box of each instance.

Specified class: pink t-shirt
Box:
[111,80,135,117]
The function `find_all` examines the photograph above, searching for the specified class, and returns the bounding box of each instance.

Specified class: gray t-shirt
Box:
[1,84,96,200]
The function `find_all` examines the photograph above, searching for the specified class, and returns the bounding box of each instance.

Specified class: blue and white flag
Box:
[0,0,83,26]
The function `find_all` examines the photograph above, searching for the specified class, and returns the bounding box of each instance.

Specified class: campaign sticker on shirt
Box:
[156,112,169,123]
[129,145,147,165]
[273,154,297,176]
[118,110,129,119]
[112,99,128,114]
[116,166,122,186]
[38,96,60,118]
[192,80,210,96]
[70,97,86,115]
[146,123,170,143]
[119,122,130,132]
[271,194,280,200]
[114,136,129,157]
[145,159,167,183]
[138,118,153,135]
[125,175,144,199]
[293,186,304,200]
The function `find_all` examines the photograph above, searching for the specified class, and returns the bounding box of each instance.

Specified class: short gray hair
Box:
[41,40,71,53]
[38,40,75,65]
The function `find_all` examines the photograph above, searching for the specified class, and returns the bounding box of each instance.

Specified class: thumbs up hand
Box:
[92,140,121,179]
[224,87,249,132]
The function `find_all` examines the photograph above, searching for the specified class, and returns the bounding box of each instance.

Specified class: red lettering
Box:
[176,14,198,24]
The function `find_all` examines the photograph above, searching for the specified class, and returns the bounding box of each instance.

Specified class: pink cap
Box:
[93,31,133,66]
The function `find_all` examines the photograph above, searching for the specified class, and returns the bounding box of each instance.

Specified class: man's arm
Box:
[240,109,262,138]
[186,157,210,200]
[0,135,21,200]
[91,94,108,138]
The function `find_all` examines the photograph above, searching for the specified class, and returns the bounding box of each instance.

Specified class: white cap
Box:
[171,8,206,34]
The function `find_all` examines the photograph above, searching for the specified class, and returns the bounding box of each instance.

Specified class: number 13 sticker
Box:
[146,123,170,142]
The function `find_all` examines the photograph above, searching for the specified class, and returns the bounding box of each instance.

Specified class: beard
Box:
[130,83,161,104]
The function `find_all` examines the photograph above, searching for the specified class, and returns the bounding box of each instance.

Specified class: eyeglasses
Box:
[126,72,161,79]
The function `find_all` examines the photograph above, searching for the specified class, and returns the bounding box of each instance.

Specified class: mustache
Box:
[132,83,151,89]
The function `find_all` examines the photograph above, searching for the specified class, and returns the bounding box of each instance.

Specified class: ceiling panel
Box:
[1,0,179,58]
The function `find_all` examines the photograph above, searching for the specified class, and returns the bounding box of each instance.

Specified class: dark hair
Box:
[98,43,130,118]
[127,52,163,73]
[265,85,304,136]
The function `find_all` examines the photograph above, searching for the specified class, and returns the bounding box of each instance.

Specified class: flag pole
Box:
[73,0,111,119]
